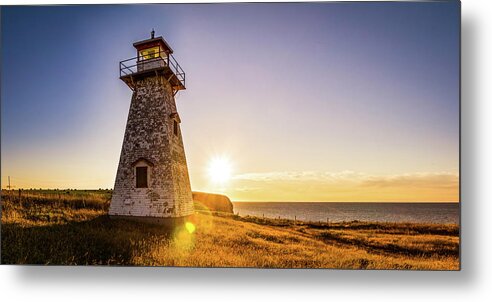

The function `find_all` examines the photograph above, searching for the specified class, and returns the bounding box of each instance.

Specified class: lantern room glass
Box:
[139,46,165,61]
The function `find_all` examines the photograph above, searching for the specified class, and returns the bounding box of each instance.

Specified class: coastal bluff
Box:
[192,191,234,214]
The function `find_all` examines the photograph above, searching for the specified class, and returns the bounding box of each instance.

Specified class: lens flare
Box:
[185,222,196,234]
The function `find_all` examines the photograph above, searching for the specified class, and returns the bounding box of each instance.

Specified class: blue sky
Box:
[1,3,460,201]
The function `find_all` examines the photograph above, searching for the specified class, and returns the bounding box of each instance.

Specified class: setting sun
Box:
[207,157,232,184]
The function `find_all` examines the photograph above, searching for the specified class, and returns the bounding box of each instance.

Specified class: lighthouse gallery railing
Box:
[119,51,186,88]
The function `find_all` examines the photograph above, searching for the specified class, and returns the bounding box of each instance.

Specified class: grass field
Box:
[1,190,459,269]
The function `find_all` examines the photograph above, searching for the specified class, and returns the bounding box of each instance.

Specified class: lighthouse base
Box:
[109,214,191,227]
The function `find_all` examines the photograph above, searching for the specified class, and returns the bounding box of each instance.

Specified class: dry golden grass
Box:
[1,190,459,269]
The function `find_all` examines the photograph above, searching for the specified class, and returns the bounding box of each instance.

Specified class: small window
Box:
[136,167,148,188]
[173,120,178,136]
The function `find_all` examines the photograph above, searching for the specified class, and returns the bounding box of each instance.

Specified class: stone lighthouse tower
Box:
[109,31,194,225]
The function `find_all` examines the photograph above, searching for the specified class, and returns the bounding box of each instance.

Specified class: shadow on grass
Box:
[230,214,459,236]
[1,216,173,265]
[317,231,459,258]
[309,222,459,236]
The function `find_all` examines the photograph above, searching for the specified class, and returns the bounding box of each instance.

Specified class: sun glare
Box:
[207,156,232,184]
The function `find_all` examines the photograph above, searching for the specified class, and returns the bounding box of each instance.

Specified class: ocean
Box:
[232,202,459,224]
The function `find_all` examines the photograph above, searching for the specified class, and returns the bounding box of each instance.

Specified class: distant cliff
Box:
[192,191,234,214]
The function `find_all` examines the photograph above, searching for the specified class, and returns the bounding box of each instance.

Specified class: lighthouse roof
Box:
[133,36,174,54]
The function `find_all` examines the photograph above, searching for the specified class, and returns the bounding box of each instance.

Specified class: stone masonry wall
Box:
[109,75,194,218]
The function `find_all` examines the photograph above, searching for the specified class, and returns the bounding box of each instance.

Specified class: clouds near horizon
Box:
[225,171,458,202]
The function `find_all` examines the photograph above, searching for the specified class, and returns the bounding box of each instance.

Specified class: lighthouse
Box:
[109,31,194,225]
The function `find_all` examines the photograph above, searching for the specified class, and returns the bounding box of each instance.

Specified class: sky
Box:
[1,2,460,202]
